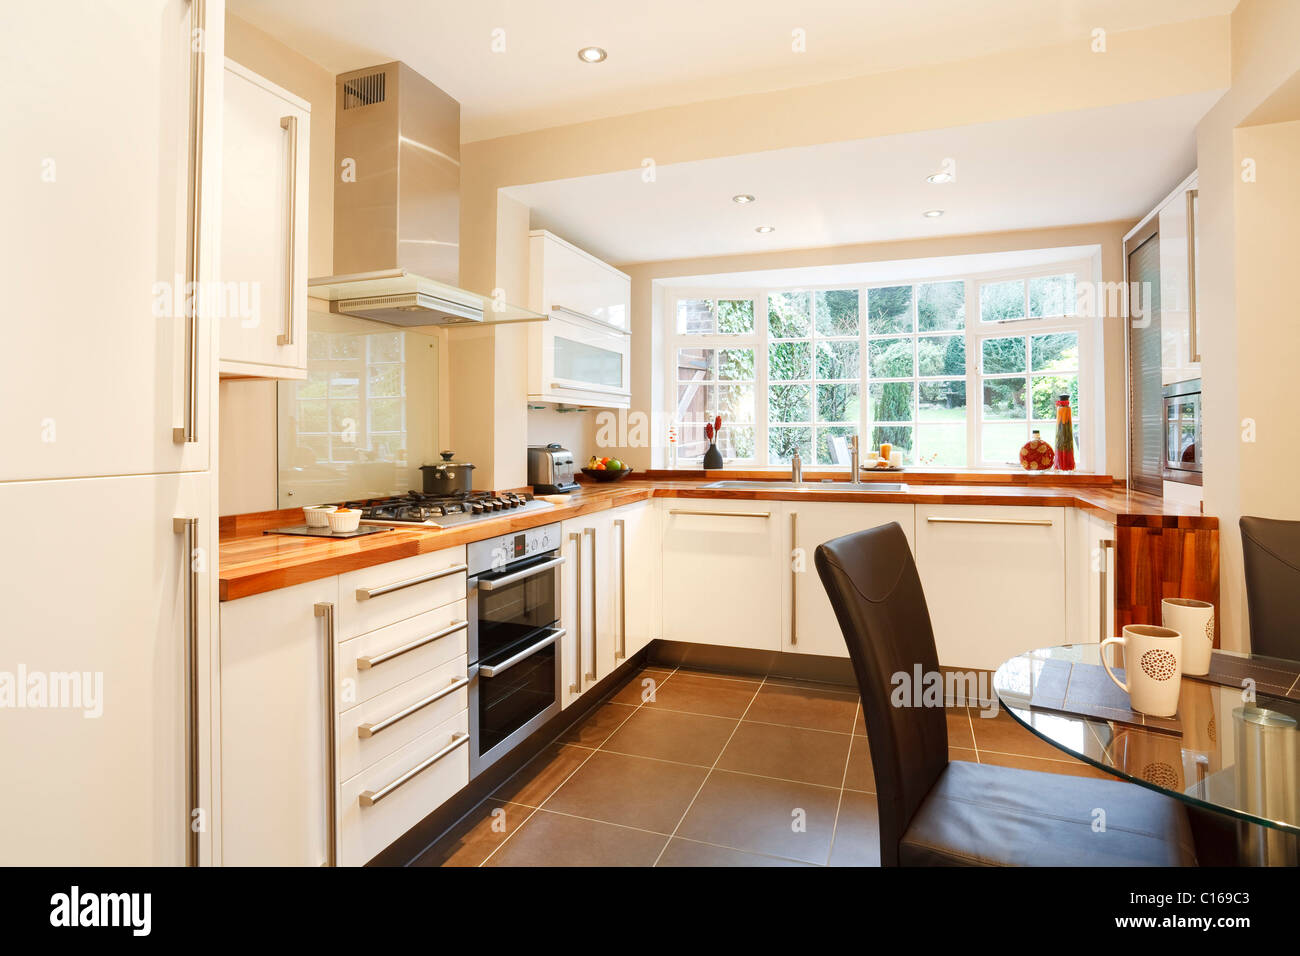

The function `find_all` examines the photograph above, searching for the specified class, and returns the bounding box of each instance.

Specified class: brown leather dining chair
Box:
[1240,516,1300,661]
[815,522,1197,866]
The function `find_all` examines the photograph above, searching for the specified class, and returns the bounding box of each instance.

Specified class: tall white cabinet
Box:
[0,0,223,864]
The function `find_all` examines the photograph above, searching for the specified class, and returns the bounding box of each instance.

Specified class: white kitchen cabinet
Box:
[1158,172,1200,385]
[0,0,220,480]
[785,501,917,657]
[914,505,1067,670]
[1066,511,1116,646]
[218,575,338,866]
[528,230,632,408]
[0,472,215,865]
[661,500,784,652]
[613,500,660,661]
[219,59,310,379]
[559,511,618,706]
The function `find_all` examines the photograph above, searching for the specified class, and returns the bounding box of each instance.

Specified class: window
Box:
[666,262,1092,470]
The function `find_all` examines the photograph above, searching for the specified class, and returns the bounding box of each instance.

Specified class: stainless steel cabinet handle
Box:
[549,381,631,398]
[314,603,337,867]
[550,304,632,336]
[173,0,207,445]
[173,516,200,866]
[356,676,469,738]
[277,114,299,347]
[615,518,626,660]
[570,531,582,694]
[476,555,565,590]
[478,629,565,677]
[790,511,798,647]
[668,509,771,519]
[358,732,469,807]
[1186,188,1199,364]
[1099,539,1115,641]
[356,620,467,670]
[925,516,1053,527]
[354,563,467,601]
[585,527,597,683]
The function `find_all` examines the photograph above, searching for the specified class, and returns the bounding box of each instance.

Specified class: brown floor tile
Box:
[607,667,675,706]
[978,749,1114,780]
[949,746,979,763]
[970,708,1068,760]
[602,708,738,766]
[484,810,668,867]
[743,681,858,733]
[853,706,866,736]
[544,751,708,833]
[670,666,762,685]
[675,769,840,864]
[656,838,813,867]
[842,733,875,792]
[717,721,852,788]
[641,671,760,718]
[945,707,975,749]
[492,742,593,808]
[828,790,881,866]
[557,701,637,748]
[413,799,528,867]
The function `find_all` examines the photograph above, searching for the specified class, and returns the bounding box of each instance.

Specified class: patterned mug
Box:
[1101,625,1183,717]
[1162,598,1215,676]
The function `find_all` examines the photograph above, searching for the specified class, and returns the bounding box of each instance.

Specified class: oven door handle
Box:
[474,555,566,591]
[477,628,566,678]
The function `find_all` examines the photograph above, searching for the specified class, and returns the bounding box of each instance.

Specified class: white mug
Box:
[1101,625,1183,717]
[1162,598,1215,676]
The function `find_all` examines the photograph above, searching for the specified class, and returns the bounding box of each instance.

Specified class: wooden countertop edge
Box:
[219,482,1214,601]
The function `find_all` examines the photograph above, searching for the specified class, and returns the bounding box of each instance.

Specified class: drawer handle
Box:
[356,620,468,670]
[358,732,469,807]
[925,516,1053,527]
[476,555,565,591]
[478,628,565,677]
[668,509,771,519]
[356,676,469,738]
[355,563,467,601]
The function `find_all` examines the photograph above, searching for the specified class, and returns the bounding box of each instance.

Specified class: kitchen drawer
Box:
[335,600,467,711]
[338,709,469,867]
[337,546,467,639]
[337,654,469,782]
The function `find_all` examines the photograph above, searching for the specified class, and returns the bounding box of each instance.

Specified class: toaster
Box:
[528,443,579,493]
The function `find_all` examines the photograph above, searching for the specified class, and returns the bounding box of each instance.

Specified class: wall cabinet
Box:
[914,505,1067,670]
[219,576,337,866]
[785,501,917,657]
[661,500,784,652]
[1158,172,1200,385]
[219,59,310,379]
[528,230,632,408]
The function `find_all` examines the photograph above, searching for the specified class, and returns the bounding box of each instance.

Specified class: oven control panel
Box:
[468,522,561,576]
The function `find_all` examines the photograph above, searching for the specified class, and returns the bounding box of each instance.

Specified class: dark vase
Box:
[702,442,724,469]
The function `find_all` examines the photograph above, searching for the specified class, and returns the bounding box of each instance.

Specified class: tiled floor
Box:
[414,665,1112,867]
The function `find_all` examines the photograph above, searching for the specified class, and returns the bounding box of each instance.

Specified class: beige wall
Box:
[1196,0,1300,651]
[459,16,1229,489]
[218,14,337,515]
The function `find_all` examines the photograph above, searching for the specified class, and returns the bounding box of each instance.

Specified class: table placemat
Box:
[1028,659,1182,735]
[1184,652,1300,701]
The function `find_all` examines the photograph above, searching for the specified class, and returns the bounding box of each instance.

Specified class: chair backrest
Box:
[1240,516,1300,661]
[814,522,948,866]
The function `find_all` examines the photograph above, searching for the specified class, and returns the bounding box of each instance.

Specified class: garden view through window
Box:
[670,268,1088,469]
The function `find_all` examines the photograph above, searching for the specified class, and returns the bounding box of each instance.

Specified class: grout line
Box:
[965,705,980,761]
[824,699,861,866]
[650,674,768,867]
[666,834,824,867]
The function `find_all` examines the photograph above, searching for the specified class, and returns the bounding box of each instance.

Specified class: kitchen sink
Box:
[701,480,907,493]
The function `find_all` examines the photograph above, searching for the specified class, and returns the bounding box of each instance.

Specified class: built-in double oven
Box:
[466,523,565,778]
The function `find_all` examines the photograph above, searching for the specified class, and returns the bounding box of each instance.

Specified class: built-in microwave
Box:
[1162,379,1201,484]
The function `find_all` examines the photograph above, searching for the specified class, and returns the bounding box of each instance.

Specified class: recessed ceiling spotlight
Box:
[755,225,775,234]
[922,209,945,218]
[926,172,954,184]
[732,194,756,204]
[577,46,607,63]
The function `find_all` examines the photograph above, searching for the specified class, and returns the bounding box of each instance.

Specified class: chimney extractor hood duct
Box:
[308,61,544,327]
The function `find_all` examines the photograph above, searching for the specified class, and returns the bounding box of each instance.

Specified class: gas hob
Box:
[349,491,553,529]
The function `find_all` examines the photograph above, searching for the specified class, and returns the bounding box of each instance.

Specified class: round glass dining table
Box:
[993,643,1300,866]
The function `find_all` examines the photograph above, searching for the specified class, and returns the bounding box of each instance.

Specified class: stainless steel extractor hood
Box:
[308,61,544,327]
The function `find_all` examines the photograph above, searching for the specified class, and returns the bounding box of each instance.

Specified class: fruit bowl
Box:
[581,466,634,483]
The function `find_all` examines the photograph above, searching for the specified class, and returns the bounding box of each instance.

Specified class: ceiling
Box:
[228,0,1235,142]
[505,91,1219,265]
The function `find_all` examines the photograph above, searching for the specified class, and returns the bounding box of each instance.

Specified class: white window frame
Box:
[664,256,1097,470]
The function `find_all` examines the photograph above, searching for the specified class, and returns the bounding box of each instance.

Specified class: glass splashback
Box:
[277,306,439,507]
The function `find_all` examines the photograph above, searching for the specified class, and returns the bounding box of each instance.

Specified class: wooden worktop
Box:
[218,477,1210,602]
